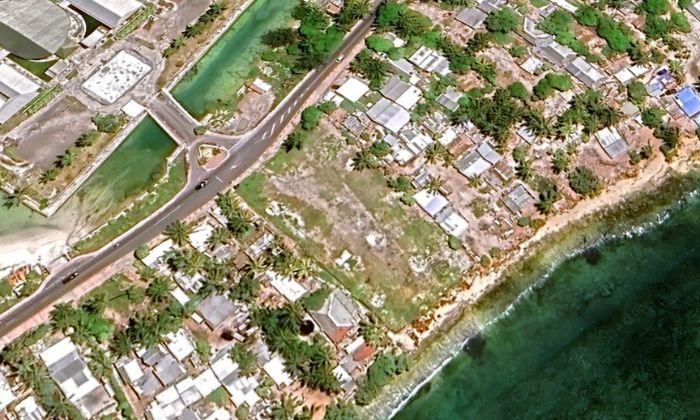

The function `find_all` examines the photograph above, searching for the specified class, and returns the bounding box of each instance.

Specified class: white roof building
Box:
[595,126,628,159]
[0,370,17,411]
[142,239,174,268]
[263,355,292,386]
[266,271,307,302]
[13,395,46,419]
[435,206,469,237]
[565,56,607,88]
[336,77,369,102]
[414,190,450,218]
[0,63,40,124]
[163,329,196,362]
[380,75,422,110]
[409,46,450,75]
[39,337,115,418]
[188,222,215,253]
[367,98,411,133]
[66,0,142,28]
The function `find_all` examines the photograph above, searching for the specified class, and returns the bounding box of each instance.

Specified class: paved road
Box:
[0,13,376,340]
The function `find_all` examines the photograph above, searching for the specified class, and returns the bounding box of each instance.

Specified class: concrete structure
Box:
[0,63,40,124]
[67,0,142,29]
[82,50,152,104]
[367,98,411,133]
[435,206,469,237]
[39,337,115,418]
[0,0,71,59]
[535,40,576,68]
[310,289,363,343]
[13,395,46,419]
[0,370,17,411]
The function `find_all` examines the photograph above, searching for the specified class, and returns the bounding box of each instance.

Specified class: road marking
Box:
[215,176,223,182]
[230,164,237,170]
[271,122,277,132]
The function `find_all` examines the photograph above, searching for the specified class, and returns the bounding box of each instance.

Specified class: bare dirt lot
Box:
[237,122,468,330]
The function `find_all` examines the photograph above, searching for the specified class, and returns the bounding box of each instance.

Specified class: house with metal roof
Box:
[455,7,487,29]
[367,97,411,133]
[0,63,40,124]
[675,86,700,117]
[534,40,576,68]
[437,86,462,112]
[0,370,16,411]
[565,56,607,88]
[409,46,450,76]
[595,126,628,159]
[66,0,142,29]
[196,293,241,330]
[39,337,116,418]
[336,77,369,102]
[388,58,418,79]
[414,190,450,218]
[115,356,162,398]
[519,16,553,47]
[310,289,364,343]
[435,206,469,237]
[502,183,536,215]
[0,0,71,59]
[455,142,502,178]
[380,75,422,110]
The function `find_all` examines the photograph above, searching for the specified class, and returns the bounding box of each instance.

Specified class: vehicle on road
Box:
[195,179,209,190]
[62,272,79,284]
[336,54,345,62]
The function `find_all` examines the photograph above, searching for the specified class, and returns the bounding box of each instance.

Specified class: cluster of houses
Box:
[321,0,700,257]
[117,196,377,417]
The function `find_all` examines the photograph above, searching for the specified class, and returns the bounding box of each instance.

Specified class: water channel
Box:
[171,0,296,119]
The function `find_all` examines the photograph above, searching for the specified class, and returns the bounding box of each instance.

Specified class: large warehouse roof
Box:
[0,0,71,59]
[67,0,142,28]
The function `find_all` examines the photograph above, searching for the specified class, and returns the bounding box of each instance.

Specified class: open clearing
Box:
[238,122,467,330]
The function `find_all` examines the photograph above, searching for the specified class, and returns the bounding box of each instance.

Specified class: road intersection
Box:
[0,13,375,343]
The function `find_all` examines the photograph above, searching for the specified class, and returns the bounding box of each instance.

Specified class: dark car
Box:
[62,272,79,284]
[195,179,209,190]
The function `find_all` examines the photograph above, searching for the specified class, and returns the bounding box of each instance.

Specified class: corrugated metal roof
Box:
[0,0,71,59]
[67,0,141,28]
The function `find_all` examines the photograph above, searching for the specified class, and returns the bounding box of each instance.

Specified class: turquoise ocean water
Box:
[395,179,700,419]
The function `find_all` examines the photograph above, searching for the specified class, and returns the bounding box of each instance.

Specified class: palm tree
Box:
[524,111,554,140]
[54,148,75,168]
[120,285,143,303]
[230,343,257,377]
[206,226,230,250]
[82,293,106,315]
[351,149,378,171]
[111,329,132,357]
[164,220,193,246]
[424,143,446,164]
[243,256,270,277]
[292,258,315,280]
[146,276,173,304]
[669,60,684,83]
[39,167,58,184]
[3,184,29,209]
[271,394,300,420]
[359,319,383,347]
[515,159,534,181]
[426,176,444,194]
[50,302,76,332]
[46,393,80,420]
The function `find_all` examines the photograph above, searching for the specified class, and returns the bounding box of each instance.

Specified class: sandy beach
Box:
[363,136,700,419]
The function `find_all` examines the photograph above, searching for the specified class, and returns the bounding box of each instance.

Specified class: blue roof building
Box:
[676,86,700,117]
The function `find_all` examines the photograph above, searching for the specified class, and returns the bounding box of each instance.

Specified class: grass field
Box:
[237,123,466,330]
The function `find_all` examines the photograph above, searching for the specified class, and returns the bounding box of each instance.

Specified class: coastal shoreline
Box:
[364,141,700,419]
